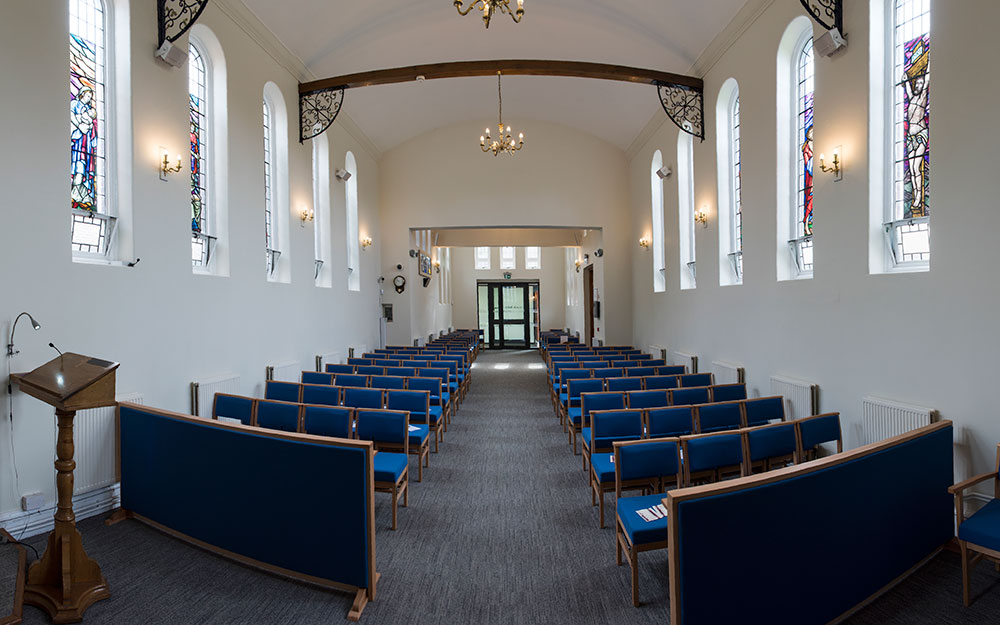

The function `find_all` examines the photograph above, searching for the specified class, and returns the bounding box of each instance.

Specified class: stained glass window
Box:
[70,0,109,254]
[795,36,815,272]
[891,0,930,262]
[731,96,743,278]
[189,44,209,266]
[263,99,275,274]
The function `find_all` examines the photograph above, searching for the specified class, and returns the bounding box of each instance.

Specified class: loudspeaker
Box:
[154,40,189,68]
[815,28,847,57]
[335,168,353,182]
[656,165,672,180]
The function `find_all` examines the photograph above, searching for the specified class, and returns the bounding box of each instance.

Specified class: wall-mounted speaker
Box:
[154,40,188,68]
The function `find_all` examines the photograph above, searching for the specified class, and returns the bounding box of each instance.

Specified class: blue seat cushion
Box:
[959,498,1000,552]
[581,427,591,449]
[569,407,582,426]
[591,453,616,483]
[428,405,443,422]
[408,425,429,447]
[374,452,408,483]
[441,391,451,403]
[617,493,669,547]
[559,393,569,404]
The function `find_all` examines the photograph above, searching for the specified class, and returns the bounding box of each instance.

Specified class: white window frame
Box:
[500,246,516,270]
[474,246,491,270]
[345,151,360,291]
[651,150,666,292]
[312,133,332,287]
[262,82,289,282]
[677,125,696,290]
[524,246,541,270]
[715,79,742,285]
[869,0,930,273]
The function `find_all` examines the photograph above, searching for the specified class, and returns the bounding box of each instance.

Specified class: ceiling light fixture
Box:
[454,0,523,29]
[480,72,524,157]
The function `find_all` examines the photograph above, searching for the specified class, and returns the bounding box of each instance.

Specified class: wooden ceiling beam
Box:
[299,59,702,94]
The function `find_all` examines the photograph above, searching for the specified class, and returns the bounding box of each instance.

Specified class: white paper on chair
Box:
[408,425,420,432]
[636,504,668,523]
[217,416,243,426]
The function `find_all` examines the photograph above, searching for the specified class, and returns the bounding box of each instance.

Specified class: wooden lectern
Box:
[10,353,118,623]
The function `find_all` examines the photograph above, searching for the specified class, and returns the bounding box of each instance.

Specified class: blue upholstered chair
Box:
[264,381,301,403]
[656,365,687,376]
[593,368,623,380]
[646,406,695,438]
[613,438,682,607]
[643,359,667,368]
[628,353,652,361]
[356,365,384,376]
[611,360,634,368]
[744,396,785,427]
[301,383,341,408]
[355,409,409,530]
[578,392,627,459]
[212,393,254,426]
[556,368,592,423]
[949,444,1000,606]
[342,387,385,410]
[301,405,353,439]
[563,378,603,434]
[607,377,643,393]
[301,371,333,385]
[588,409,644,528]
[626,390,669,410]
[419,368,454,423]
[407,376,447,431]
[386,366,417,378]
[681,431,747,485]
[670,386,710,406]
[387,389,437,469]
[255,400,301,433]
[624,366,657,378]
[696,402,743,433]
[680,373,714,387]
[370,375,407,391]
[711,383,747,403]
[334,374,369,389]
[744,421,798,472]
[644,375,679,390]
[795,412,842,460]
[324,363,354,374]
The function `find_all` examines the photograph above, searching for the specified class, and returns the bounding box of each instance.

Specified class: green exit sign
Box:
[503,272,512,280]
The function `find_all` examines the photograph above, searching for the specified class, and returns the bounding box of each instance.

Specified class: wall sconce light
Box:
[299,206,314,226]
[694,208,709,228]
[6,311,41,357]
[433,260,441,274]
[158,148,182,181]
[361,236,373,250]
[819,146,843,181]
[638,236,651,250]
[575,259,583,273]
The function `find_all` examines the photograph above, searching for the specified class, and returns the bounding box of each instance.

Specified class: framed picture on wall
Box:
[417,249,432,278]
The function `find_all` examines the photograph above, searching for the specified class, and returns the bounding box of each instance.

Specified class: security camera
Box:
[408,249,417,258]
[595,248,604,258]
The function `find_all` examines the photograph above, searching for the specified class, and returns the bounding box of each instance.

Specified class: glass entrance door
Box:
[477,281,539,349]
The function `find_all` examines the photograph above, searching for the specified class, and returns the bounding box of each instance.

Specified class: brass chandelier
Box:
[480,72,524,156]
[454,0,523,29]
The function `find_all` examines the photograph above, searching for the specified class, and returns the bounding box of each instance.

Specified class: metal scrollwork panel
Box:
[299,88,345,143]
[158,0,210,46]
[657,83,704,141]
[800,0,842,33]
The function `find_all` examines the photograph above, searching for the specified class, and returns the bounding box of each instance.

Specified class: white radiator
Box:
[354,344,369,357]
[861,396,937,446]
[770,375,819,420]
[648,344,668,360]
[74,392,143,495]
[711,360,746,385]
[266,361,300,382]
[315,351,342,372]
[190,373,241,417]
[669,349,698,374]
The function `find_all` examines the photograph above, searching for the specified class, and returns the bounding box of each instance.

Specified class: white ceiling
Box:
[241,0,749,152]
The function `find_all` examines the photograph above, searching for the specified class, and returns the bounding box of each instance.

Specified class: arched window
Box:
[345,151,360,291]
[870,0,930,271]
[677,126,696,290]
[262,82,289,281]
[312,133,331,287]
[188,24,228,275]
[776,16,814,280]
[715,79,742,285]
[650,150,666,292]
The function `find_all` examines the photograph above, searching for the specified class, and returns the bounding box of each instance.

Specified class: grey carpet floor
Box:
[7,349,1000,624]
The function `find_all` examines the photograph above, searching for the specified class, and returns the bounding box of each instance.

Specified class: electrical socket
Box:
[21,492,45,512]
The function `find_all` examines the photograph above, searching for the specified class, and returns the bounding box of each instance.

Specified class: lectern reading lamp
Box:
[9,352,118,623]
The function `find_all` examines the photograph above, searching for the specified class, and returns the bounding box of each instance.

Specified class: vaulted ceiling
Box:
[242,0,749,153]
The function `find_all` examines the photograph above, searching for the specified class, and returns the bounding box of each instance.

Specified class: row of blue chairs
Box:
[298,371,456,425]
[341,357,469,403]
[554,372,715,418]
[212,395,414,529]
[606,412,843,606]
[550,365,689,407]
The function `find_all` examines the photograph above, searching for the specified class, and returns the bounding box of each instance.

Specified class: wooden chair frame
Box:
[680,431,748,486]
[587,410,644,527]
[357,409,410,531]
[949,443,1000,606]
[741,421,799,474]
[793,412,843,461]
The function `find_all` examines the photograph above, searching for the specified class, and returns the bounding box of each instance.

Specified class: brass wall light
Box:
[159,148,182,181]
[819,146,843,181]
[361,236,373,250]
[694,208,709,228]
[638,237,650,250]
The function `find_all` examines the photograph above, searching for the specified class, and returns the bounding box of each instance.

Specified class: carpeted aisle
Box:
[12,349,1000,623]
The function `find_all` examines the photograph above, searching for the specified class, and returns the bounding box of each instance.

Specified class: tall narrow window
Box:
[312,133,331,287]
[715,80,741,285]
[474,246,491,270]
[70,0,112,255]
[677,126,696,290]
[650,150,666,292]
[345,151,360,291]
[525,246,541,270]
[793,37,815,274]
[262,99,276,275]
[500,246,516,270]
[188,43,210,268]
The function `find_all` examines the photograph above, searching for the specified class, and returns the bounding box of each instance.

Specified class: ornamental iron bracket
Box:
[799,0,843,34]
[299,87,345,143]
[657,82,704,141]
[157,0,210,47]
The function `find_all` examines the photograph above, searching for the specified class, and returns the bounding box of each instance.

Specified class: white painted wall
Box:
[379,120,631,347]
[629,0,1000,485]
[0,1,381,517]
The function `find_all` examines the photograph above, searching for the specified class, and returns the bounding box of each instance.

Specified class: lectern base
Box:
[23,526,109,624]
